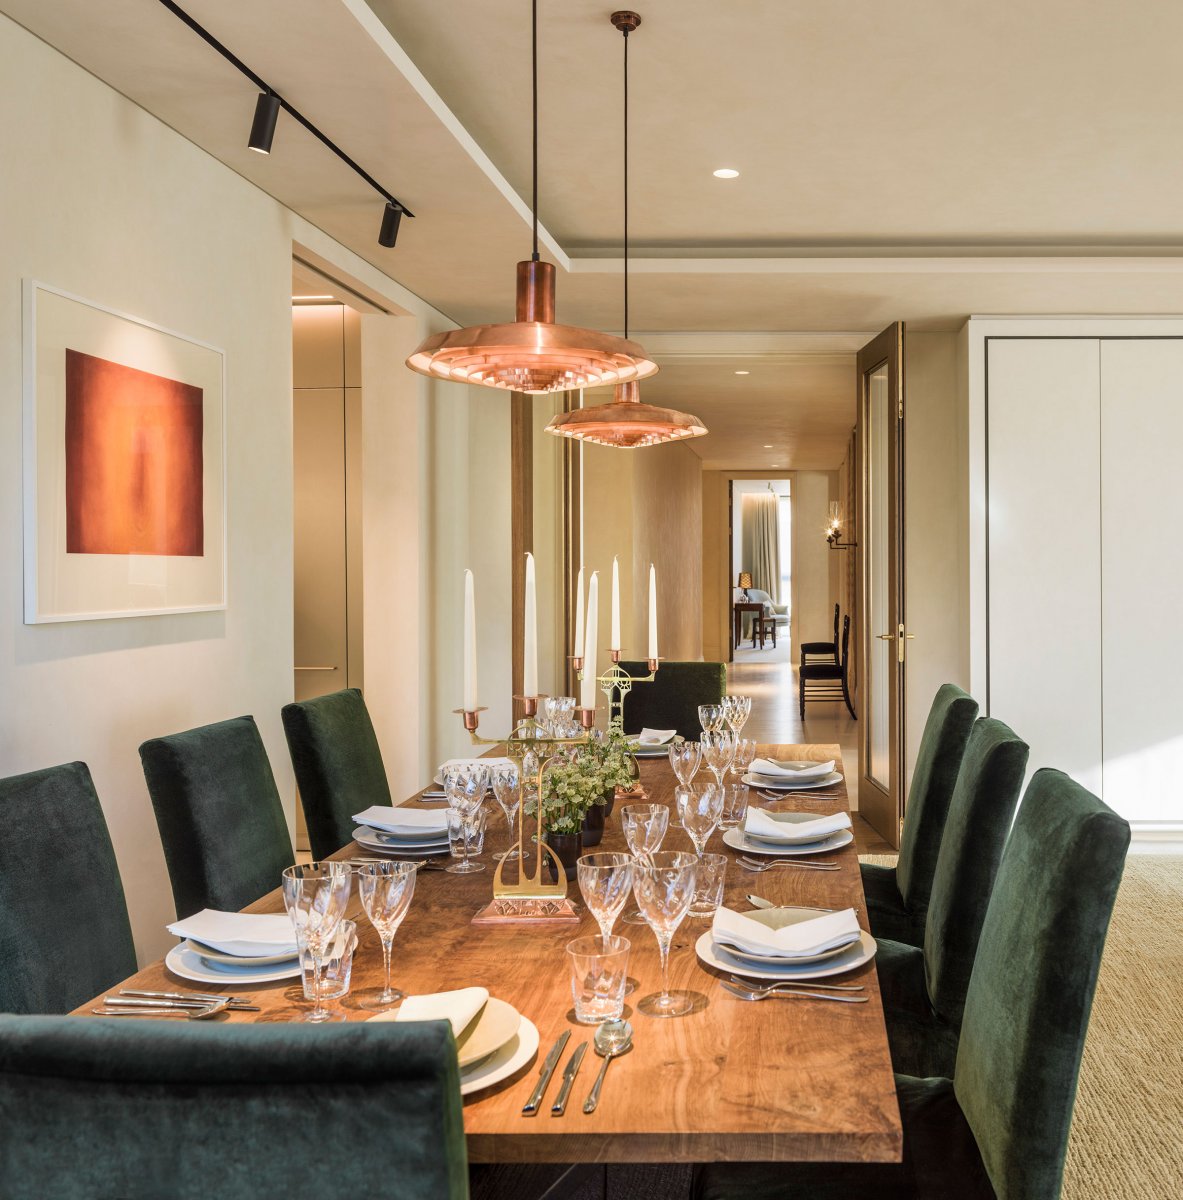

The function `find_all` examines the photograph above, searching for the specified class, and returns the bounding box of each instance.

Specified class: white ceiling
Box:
[8,0,1183,469]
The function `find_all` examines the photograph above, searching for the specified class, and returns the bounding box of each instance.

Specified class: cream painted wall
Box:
[903,331,970,784]
[532,396,566,699]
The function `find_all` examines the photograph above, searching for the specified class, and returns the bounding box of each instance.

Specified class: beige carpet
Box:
[860,853,1183,1197]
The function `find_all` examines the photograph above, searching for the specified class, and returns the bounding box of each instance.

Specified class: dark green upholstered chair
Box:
[0,1015,468,1199]
[0,763,137,1015]
[621,660,727,742]
[140,716,294,919]
[281,688,391,860]
[876,716,1028,1078]
[861,684,979,946]
[693,768,1130,1200]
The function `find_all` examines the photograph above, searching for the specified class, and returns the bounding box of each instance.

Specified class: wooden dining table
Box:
[74,743,902,1166]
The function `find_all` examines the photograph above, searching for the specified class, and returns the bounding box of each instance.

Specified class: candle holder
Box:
[577,657,660,739]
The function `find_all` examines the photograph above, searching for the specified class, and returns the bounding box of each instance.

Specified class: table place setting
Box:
[696,903,877,990]
[722,807,854,860]
[628,727,677,757]
[743,756,844,793]
[351,805,451,859]
[162,909,303,985]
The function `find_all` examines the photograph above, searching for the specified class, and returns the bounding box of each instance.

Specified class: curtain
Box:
[742,492,781,605]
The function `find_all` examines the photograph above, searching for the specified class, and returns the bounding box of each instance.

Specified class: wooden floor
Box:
[728,655,895,855]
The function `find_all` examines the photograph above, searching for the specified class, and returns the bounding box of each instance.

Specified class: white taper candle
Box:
[610,556,621,652]
[463,569,478,711]
[648,563,658,662]
[524,552,538,697]
[581,572,599,711]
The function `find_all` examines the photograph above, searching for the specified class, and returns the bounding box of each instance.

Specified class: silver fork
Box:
[737,856,839,872]
[722,981,868,1004]
[727,973,863,993]
[758,789,840,801]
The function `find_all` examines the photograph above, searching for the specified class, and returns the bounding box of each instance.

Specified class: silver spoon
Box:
[582,1019,633,1114]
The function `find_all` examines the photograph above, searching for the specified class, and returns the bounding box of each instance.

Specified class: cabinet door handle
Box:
[294,666,338,672]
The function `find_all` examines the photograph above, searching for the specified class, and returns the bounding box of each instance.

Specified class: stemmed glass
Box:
[620,803,669,925]
[675,783,724,858]
[632,851,699,1018]
[668,740,701,786]
[355,860,417,1011]
[443,763,489,874]
[724,695,752,735]
[698,704,725,733]
[491,764,524,861]
[542,695,576,737]
[577,852,635,940]
[730,738,757,781]
[282,862,353,1023]
[700,730,737,787]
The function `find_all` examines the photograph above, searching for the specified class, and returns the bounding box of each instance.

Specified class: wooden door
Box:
[856,323,906,848]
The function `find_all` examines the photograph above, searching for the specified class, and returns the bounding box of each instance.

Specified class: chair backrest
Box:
[620,661,727,741]
[139,716,294,919]
[0,1016,468,1199]
[895,684,980,915]
[923,716,1029,1024]
[954,769,1129,1200]
[0,763,137,1014]
[838,614,851,669]
[281,689,391,860]
[831,601,840,646]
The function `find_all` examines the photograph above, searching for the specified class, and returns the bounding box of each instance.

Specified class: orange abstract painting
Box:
[64,349,204,556]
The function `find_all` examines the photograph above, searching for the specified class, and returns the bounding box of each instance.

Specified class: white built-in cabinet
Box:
[969,318,1183,830]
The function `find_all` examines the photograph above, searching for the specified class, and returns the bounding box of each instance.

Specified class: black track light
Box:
[378,202,403,248]
[248,91,281,154]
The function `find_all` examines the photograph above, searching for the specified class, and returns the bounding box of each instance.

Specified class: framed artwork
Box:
[23,280,226,622]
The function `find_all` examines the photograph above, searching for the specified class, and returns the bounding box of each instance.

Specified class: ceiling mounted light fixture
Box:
[406,2,656,394]
[248,90,281,154]
[713,168,740,179]
[545,11,706,448]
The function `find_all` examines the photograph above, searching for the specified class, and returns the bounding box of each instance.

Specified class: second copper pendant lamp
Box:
[546,11,707,448]
[405,2,656,394]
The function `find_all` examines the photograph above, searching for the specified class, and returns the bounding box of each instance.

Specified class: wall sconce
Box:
[737,572,753,597]
[825,502,856,551]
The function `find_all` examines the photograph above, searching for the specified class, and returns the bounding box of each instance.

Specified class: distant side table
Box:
[733,601,764,651]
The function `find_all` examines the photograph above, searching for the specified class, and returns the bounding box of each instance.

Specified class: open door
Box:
[856,323,907,848]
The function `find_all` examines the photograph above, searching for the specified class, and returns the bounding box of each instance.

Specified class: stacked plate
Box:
[627,728,677,758]
[352,806,450,858]
[371,986,539,1097]
[164,910,302,985]
[742,756,843,792]
[696,905,875,982]
[722,808,854,857]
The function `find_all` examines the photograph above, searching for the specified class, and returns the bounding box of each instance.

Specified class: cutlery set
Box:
[91,989,260,1019]
[757,789,839,802]
[523,1021,633,1117]
[737,856,839,873]
[721,979,868,1004]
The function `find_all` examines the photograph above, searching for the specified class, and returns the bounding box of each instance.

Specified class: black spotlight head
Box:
[248,91,281,154]
[378,202,403,248]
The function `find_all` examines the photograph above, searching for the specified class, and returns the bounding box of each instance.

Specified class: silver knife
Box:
[550,1042,588,1116]
[522,1029,571,1116]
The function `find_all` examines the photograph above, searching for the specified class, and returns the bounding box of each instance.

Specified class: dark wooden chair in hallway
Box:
[800,602,839,665]
[799,614,856,719]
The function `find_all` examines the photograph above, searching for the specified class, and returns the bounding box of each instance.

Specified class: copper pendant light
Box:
[405,2,656,395]
[546,11,707,448]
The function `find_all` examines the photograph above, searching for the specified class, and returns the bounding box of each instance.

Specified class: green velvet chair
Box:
[140,716,294,919]
[281,688,391,860]
[861,684,979,946]
[0,762,138,1015]
[693,768,1130,1200]
[876,716,1029,1078]
[620,660,727,742]
[0,1015,468,1199]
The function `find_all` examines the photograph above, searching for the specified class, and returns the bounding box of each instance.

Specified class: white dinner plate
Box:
[711,907,862,966]
[743,810,853,847]
[459,1016,540,1097]
[354,824,449,847]
[183,939,298,967]
[629,746,672,758]
[165,943,301,985]
[722,826,854,857]
[353,830,450,858]
[695,929,876,981]
[743,771,844,792]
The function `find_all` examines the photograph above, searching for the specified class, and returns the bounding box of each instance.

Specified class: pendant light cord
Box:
[531,0,540,261]
[623,26,630,339]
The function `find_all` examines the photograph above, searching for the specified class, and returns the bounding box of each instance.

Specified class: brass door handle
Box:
[875,633,895,640]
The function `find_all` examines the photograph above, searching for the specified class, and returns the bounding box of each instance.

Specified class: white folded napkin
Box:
[438,757,513,777]
[712,906,861,960]
[166,909,298,959]
[352,806,449,835]
[369,986,490,1035]
[750,757,835,780]
[743,808,852,844]
[637,728,676,746]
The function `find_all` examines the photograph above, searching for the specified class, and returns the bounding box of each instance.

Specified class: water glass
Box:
[723,695,752,734]
[443,762,489,817]
[719,782,750,830]
[282,862,353,1023]
[620,803,669,925]
[355,861,417,1011]
[675,782,724,857]
[491,764,524,861]
[701,730,737,786]
[577,852,635,940]
[632,851,698,1018]
[543,695,576,736]
[668,740,702,786]
[687,853,728,919]
[447,806,487,873]
[567,934,631,1025]
[730,738,757,780]
[698,704,725,733]
[299,919,357,1003]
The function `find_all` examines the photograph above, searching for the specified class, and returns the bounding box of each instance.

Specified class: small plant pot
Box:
[544,832,583,883]
[582,803,606,847]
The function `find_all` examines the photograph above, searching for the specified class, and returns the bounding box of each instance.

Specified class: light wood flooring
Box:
[728,655,895,855]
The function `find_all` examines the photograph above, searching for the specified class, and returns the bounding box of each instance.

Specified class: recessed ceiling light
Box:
[734,369,750,375]
[713,168,740,179]
[763,444,773,449]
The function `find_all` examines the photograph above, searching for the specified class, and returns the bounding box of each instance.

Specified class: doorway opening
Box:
[730,479,791,664]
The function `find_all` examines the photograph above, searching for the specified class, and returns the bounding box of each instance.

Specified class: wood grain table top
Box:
[75,743,902,1165]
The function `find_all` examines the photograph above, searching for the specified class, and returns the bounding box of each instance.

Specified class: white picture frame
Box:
[23,280,227,623]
